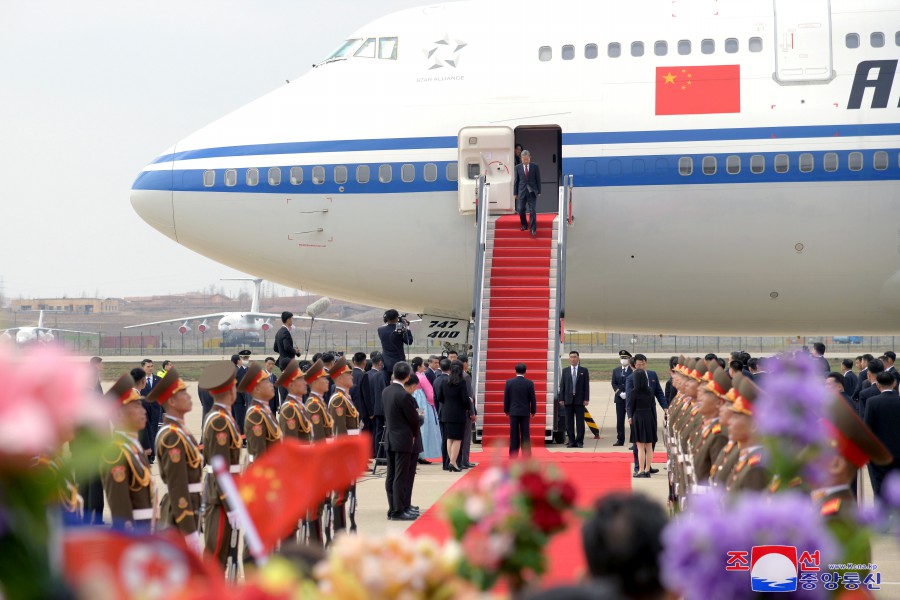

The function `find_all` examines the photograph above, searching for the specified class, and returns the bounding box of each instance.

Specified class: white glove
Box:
[184,531,202,554]
[226,511,239,529]
[619,392,626,399]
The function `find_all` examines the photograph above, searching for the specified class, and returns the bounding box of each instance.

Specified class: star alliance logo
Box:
[425,35,467,70]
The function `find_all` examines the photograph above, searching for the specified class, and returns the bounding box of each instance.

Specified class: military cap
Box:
[146,367,187,405]
[238,349,252,357]
[618,350,632,358]
[707,366,732,400]
[731,377,758,416]
[303,359,328,384]
[237,361,268,394]
[198,361,237,395]
[105,373,140,405]
[328,356,351,380]
[689,359,709,382]
[826,395,892,467]
[275,359,305,387]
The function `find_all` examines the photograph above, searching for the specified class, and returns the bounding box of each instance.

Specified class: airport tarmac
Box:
[103,379,900,596]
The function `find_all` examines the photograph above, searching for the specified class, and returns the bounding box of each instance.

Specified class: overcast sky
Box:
[0,0,428,300]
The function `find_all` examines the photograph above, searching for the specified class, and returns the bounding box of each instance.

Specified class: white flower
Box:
[464,495,489,520]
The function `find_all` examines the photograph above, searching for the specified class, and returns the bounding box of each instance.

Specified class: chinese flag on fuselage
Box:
[655,65,740,115]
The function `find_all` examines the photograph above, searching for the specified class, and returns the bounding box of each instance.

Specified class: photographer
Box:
[378,309,414,386]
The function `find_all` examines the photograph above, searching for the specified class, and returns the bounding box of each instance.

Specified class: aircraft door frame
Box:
[773,0,834,83]
[514,125,562,214]
[457,126,515,214]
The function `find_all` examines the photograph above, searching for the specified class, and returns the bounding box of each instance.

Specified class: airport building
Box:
[11,298,121,314]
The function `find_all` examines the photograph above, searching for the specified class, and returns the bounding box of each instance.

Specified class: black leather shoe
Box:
[566,444,575,448]
[576,443,584,448]
[448,464,462,472]
[520,226,527,231]
[409,505,420,512]
[649,467,660,474]
[612,441,624,446]
[417,458,432,465]
[531,230,537,238]
[394,510,418,521]
[465,462,478,468]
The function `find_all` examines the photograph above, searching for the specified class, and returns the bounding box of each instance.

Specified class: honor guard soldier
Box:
[239,361,282,463]
[276,359,312,442]
[727,378,771,494]
[328,356,360,533]
[692,367,731,489]
[303,359,334,545]
[33,452,82,521]
[148,367,203,553]
[101,374,155,530]
[198,361,243,568]
[710,372,743,488]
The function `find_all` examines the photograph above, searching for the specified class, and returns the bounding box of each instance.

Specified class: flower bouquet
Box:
[441,461,577,593]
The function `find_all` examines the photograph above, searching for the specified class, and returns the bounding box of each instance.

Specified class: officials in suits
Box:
[514,149,541,237]
[350,352,371,430]
[884,351,900,385]
[610,350,633,446]
[557,350,590,448]
[139,358,162,463]
[625,354,667,473]
[859,359,885,418]
[863,371,900,497]
[232,350,251,437]
[382,362,421,521]
[367,353,388,457]
[841,358,858,401]
[853,354,873,402]
[378,309,414,386]
[274,311,300,371]
[264,356,279,413]
[504,363,537,458]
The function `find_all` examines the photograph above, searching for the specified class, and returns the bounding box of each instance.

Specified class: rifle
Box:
[348,484,357,534]
[225,525,240,583]
[322,501,333,547]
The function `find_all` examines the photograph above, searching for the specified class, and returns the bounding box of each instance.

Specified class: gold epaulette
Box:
[330,391,359,418]
[281,402,312,433]
[119,444,151,492]
[822,498,841,516]
[101,444,126,466]
[205,410,241,447]
[748,454,762,467]
[159,428,202,469]
[711,423,722,435]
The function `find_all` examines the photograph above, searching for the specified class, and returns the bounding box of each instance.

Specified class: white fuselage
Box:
[131,0,900,334]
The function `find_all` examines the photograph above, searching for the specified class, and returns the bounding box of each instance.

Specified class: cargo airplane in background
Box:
[125,278,364,344]
[1,311,99,345]
[132,0,900,335]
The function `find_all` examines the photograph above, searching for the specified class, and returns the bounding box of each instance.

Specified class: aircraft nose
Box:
[131,160,177,241]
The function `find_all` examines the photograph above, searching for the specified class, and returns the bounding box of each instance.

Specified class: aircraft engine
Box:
[260,320,271,332]
[178,322,192,335]
[198,320,209,333]
[38,331,55,342]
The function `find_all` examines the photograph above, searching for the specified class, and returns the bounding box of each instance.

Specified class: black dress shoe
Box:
[576,443,584,448]
[409,505,420,512]
[520,226,527,231]
[393,510,418,521]
[531,230,537,238]
[448,464,462,472]
[417,458,432,465]
[628,445,634,450]
[465,462,478,467]
[612,441,624,446]
[566,444,575,448]
[648,467,660,474]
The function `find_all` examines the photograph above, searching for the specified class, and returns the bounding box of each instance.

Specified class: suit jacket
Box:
[433,372,448,417]
[859,383,881,419]
[889,365,900,384]
[558,364,590,405]
[843,371,858,397]
[625,370,668,414]
[514,162,541,200]
[140,373,159,397]
[377,324,413,372]
[853,368,869,401]
[863,389,900,464]
[611,366,632,404]
[440,380,471,424]
[367,368,387,417]
[424,368,437,385]
[350,367,370,420]
[504,375,536,417]
[273,326,299,370]
[382,382,420,454]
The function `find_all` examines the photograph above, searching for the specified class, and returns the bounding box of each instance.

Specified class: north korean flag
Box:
[655,65,740,115]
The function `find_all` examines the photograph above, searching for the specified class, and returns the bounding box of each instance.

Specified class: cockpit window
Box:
[355,38,377,58]
[379,37,398,60]
[327,38,362,60]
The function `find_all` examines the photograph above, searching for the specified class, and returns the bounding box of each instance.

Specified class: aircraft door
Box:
[774,0,833,83]
[457,126,515,214]
[514,125,562,214]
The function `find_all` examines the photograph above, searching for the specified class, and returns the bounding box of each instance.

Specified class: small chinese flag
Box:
[655,65,740,115]
[237,435,370,551]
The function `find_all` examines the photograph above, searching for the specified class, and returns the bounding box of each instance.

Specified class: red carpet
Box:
[406,449,635,588]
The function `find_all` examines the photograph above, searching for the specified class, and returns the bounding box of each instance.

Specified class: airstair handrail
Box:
[553,176,572,421]
[471,175,489,419]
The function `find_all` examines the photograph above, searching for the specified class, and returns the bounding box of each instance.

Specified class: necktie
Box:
[572,367,577,391]
[525,165,529,178]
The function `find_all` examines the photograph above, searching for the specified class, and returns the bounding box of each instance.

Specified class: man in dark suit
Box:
[859,359,885,418]
[514,149,541,237]
[557,350,590,448]
[841,359,858,399]
[433,357,451,470]
[610,350,632,446]
[139,358,161,463]
[264,356,279,413]
[425,355,439,385]
[883,351,900,384]
[863,371,900,497]
[625,354,668,474]
[504,363,537,458]
[273,312,300,371]
[367,352,388,458]
[378,310,413,386]
[382,361,421,521]
[853,354,873,402]
[350,352,371,431]
[232,351,251,438]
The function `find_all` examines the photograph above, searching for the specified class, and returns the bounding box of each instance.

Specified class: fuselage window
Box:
[246,168,259,186]
[678,40,691,55]
[749,37,763,52]
[401,163,415,182]
[312,166,326,184]
[539,46,552,61]
[654,41,668,56]
[424,163,438,182]
[607,159,622,176]
[334,165,348,184]
[356,165,370,184]
[799,153,814,173]
[466,163,480,179]
[678,157,693,176]
[874,151,888,171]
[702,156,717,175]
[203,170,215,187]
[447,162,458,182]
[774,154,789,173]
[355,38,376,58]
[608,42,621,58]
[849,152,863,171]
[750,155,765,174]
[824,153,839,172]
[289,167,303,185]
[871,32,885,48]
[846,33,860,49]
[224,169,237,187]
[379,164,392,183]
[725,38,739,53]
[379,37,398,59]
[631,42,644,57]
[701,39,715,54]
[267,167,281,186]
[584,43,599,59]
[726,155,741,175]
[655,158,668,175]
[632,159,645,175]
[562,44,575,60]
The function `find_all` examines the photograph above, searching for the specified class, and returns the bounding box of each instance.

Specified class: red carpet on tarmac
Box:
[406,449,665,587]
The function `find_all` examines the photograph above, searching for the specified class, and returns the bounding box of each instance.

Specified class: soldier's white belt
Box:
[203,465,241,474]
[188,483,202,493]
[133,508,153,521]
[347,429,361,436]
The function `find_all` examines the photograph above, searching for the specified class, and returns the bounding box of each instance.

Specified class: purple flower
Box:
[799,448,838,490]
[757,355,831,448]
[883,471,900,509]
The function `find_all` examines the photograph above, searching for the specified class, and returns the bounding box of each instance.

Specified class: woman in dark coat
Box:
[440,362,470,472]
[628,369,656,478]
